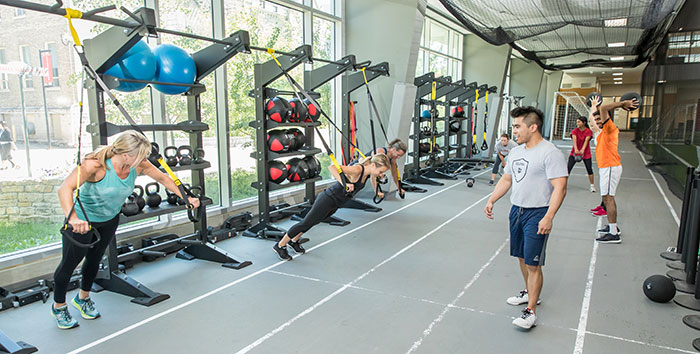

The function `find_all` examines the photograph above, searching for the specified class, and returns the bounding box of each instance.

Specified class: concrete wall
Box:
[463,36,510,156]
[510,58,544,108]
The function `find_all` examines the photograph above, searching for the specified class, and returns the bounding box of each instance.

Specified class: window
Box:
[44,43,60,87]
[0,48,8,91]
[416,17,463,79]
[666,31,700,63]
[19,45,33,89]
[14,8,25,17]
[313,0,334,15]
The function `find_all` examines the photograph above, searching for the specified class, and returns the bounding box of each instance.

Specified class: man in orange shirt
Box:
[588,96,638,243]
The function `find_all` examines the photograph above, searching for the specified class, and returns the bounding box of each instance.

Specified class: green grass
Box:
[0,220,62,255]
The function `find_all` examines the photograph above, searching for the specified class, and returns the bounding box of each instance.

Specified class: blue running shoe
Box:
[72,294,101,320]
[51,305,79,329]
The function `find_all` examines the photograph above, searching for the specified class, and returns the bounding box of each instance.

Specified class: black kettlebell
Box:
[466,178,475,188]
[145,182,162,208]
[148,142,160,167]
[178,145,193,165]
[166,189,179,205]
[164,146,179,167]
[194,148,205,164]
[121,194,140,216]
[133,185,146,211]
[574,154,583,163]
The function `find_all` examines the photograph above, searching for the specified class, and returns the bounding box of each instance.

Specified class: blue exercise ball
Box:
[421,109,431,118]
[104,40,156,92]
[152,44,196,95]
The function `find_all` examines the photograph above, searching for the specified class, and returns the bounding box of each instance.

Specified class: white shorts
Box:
[599,165,622,196]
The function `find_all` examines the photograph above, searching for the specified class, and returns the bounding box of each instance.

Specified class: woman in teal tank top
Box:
[50,131,200,329]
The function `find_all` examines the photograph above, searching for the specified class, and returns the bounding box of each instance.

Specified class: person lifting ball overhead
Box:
[51,131,200,330]
[273,154,391,261]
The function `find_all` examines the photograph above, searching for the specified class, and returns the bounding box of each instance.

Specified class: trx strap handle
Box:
[61,200,102,249]
[481,90,489,151]
[65,17,200,222]
[369,120,384,204]
[472,89,479,156]
[265,49,354,192]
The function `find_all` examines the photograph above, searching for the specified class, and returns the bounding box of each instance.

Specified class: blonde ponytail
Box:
[360,153,390,169]
[85,130,151,169]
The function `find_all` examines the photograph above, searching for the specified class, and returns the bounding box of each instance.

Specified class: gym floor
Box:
[0,133,694,354]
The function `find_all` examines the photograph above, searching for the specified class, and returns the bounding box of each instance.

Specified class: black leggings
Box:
[52,215,119,303]
[567,156,593,175]
[287,192,340,238]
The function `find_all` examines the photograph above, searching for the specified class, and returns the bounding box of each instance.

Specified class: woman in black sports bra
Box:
[273,153,391,261]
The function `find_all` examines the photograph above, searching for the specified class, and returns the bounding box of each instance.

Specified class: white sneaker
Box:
[506,290,542,306]
[589,185,596,193]
[512,308,537,329]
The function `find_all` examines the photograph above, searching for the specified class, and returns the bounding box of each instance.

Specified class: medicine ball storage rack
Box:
[82,20,253,306]
[435,79,476,177]
[337,62,390,214]
[404,73,456,186]
[243,45,359,240]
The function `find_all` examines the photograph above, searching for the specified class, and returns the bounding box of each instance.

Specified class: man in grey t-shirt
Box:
[490,133,519,185]
[484,106,568,330]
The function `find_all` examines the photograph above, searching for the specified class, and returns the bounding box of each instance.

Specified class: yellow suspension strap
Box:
[472,89,480,156]
[430,81,437,154]
[266,49,366,193]
[63,10,201,222]
[481,90,489,151]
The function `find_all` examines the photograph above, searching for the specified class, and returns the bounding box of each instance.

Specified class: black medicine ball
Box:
[303,156,321,178]
[303,98,321,122]
[288,98,308,123]
[267,130,291,152]
[643,274,676,303]
[269,160,288,184]
[449,119,461,133]
[620,92,642,111]
[586,92,602,108]
[265,97,291,123]
[287,158,310,182]
[286,128,306,151]
[451,106,466,118]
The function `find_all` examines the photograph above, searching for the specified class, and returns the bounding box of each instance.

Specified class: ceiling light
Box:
[614,82,623,85]
[602,71,606,74]
[614,78,623,81]
[605,18,627,27]
[613,73,623,76]
[658,80,666,84]
[607,42,625,47]
[610,56,625,61]
[612,67,623,70]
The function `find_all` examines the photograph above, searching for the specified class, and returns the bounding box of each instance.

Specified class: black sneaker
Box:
[488,180,494,186]
[273,244,292,261]
[596,233,622,244]
[597,225,622,235]
[287,240,306,254]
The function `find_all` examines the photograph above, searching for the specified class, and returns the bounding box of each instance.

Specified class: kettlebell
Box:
[133,185,146,211]
[166,189,179,205]
[148,142,160,167]
[145,182,162,208]
[121,194,140,216]
[466,178,475,188]
[164,146,179,167]
[194,148,205,164]
[188,185,202,198]
[178,145,193,165]
[574,154,583,163]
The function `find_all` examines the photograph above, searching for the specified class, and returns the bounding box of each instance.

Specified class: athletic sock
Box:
[609,223,618,235]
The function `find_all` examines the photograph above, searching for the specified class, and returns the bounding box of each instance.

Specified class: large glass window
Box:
[667,31,700,64]
[0,0,342,256]
[0,48,8,91]
[416,17,463,79]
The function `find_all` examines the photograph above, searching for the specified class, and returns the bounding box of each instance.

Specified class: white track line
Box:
[406,238,508,353]
[572,217,602,354]
[583,330,696,354]
[68,171,488,354]
[638,151,680,226]
[235,193,493,354]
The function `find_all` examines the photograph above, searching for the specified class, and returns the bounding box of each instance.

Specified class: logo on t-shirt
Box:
[512,158,529,183]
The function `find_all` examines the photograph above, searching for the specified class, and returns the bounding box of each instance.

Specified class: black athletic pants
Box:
[567,155,593,175]
[52,215,119,303]
[287,192,340,238]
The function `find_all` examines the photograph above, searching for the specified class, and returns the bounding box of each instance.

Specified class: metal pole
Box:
[562,97,570,140]
[17,74,31,177]
[549,92,557,141]
[39,49,51,149]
